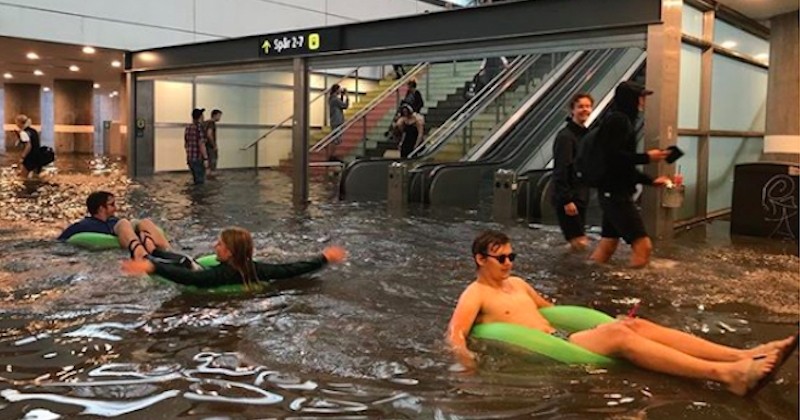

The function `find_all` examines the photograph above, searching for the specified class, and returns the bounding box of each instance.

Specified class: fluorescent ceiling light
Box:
[69,65,80,72]
[26,52,40,60]
[82,46,96,54]
[33,69,44,76]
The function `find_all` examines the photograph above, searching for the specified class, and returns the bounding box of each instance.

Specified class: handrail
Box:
[466,51,584,161]
[408,54,538,158]
[309,63,429,153]
[241,67,362,151]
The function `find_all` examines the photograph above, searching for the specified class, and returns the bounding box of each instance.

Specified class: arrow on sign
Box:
[261,40,271,54]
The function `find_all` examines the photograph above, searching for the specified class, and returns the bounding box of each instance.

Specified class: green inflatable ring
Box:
[470,305,620,366]
[65,222,167,251]
[150,254,253,295]
[66,232,121,250]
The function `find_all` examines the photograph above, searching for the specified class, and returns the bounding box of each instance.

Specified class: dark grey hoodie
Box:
[597,81,653,194]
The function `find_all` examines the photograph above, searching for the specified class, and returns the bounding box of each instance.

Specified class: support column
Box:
[763,11,799,163]
[131,79,154,177]
[54,79,93,153]
[3,83,41,150]
[642,1,682,239]
[292,58,310,208]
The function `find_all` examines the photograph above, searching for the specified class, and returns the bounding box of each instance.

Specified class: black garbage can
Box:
[730,162,799,241]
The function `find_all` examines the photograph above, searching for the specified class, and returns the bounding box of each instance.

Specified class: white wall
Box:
[0,0,443,50]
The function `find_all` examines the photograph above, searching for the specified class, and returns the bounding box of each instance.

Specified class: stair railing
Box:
[241,67,362,170]
[309,63,429,155]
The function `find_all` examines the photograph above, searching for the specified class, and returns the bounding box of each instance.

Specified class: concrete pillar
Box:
[292,58,309,208]
[3,83,41,150]
[54,79,94,153]
[642,1,683,239]
[763,11,799,163]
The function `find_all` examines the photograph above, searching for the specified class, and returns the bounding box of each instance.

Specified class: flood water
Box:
[0,153,798,419]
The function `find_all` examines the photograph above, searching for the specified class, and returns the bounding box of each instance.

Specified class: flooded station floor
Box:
[0,154,798,419]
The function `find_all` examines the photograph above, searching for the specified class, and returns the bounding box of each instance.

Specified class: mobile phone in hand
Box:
[665,145,684,164]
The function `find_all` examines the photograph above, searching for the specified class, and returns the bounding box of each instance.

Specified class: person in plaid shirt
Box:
[185,108,209,184]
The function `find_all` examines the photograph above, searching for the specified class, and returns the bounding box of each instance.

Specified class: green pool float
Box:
[470,305,620,366]
[150,254,255,295]
[66,232,121,250]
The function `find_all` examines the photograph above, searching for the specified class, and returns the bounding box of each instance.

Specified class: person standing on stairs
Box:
[396,103,424,159]
[328,84,349,161]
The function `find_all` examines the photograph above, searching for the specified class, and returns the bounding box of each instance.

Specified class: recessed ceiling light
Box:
[43,87,51,92]
[3,72,12,79]
[33,69,44,76]
[721,40,738,49]
[111,91,119,96]
[26,52,40,60]
[93,83,100,89]
[111,60,122,68]
[69,65,80,72]
[82,46,96,54]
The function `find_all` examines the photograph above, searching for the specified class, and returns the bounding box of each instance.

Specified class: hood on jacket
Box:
[614,81,653,122]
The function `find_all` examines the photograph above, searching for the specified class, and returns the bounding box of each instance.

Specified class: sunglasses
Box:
[483,253,517,264]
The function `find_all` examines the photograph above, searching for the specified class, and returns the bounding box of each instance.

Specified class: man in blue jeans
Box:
[185,108,209,185]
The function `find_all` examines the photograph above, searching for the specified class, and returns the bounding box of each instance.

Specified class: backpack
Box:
[574,126,604,188]
[38,146,55,166]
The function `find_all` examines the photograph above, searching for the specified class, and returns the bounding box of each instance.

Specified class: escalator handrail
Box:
[526,51,647,172]
[465,51,585,162]
[409,54,539,158]
[426,49,621,180]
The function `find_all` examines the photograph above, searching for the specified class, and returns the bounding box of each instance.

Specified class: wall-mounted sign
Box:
[258,28,341,58]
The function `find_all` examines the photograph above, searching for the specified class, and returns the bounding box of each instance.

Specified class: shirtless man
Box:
[447,230,798,397]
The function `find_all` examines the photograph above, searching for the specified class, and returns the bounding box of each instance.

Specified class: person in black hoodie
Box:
[589,81,670,268]
[552,93,593,251]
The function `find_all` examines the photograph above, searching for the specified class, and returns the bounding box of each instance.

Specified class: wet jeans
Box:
[188,160,206,185]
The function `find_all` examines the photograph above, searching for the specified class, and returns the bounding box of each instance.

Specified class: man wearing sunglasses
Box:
[447,230,797,397]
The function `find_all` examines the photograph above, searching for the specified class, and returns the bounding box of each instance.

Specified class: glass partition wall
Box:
[144,68,377,172]
[677,2,769,223]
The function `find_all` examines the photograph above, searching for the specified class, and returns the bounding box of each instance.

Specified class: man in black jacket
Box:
[589,81,670,268]
[552,93,593,251]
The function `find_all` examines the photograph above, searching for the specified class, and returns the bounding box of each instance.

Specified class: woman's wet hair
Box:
[471,230,510,267]
[86,191,114,215]
[219,227,260,291]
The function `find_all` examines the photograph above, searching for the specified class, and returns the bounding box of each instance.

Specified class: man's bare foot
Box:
[726,351,778,396]
[744,335,797,359]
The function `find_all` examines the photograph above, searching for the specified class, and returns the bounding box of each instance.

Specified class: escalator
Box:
[339,53,561,202]
[424,48,645,210]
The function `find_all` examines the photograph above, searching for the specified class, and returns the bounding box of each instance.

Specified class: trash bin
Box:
[731,162,799,240]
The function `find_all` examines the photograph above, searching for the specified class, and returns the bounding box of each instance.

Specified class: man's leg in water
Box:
[136,218,171,253]
[629,236,653,268]
[614,318,793,361]
[569,321,778,396]
[115,219,148,260]
[590,238,618,263]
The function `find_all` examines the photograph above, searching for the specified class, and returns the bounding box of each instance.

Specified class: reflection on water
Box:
[0,154,798,418]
